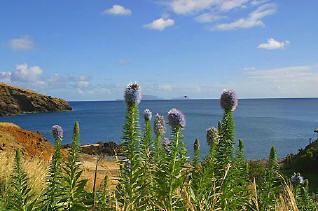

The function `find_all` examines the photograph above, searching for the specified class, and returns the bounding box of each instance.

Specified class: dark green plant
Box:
[42,125,64,210]
[216,91,237,210]
[97,175,110,210]
[293,177,317,210]
[62,122,88,210]
[139,109,154,209]
[157,108,187,210]
[116,83,142,209]
[8,149,36,211]
[258,146,280,210]
[230,139,249,209]
[191,139,201,195]
[191,128,219,210]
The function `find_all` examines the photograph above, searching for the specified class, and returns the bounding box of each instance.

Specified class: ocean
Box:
[1,99,317,160]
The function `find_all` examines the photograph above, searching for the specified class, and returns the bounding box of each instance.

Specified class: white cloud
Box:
[8,64,44,85]
[195,13,223,23]
[0,64,93,94]
[258,38,289,50]
[144,18,175,31]
[103,5,132,16]
[239,65,318,97]
[218,0,251,11]
[214,3,276,30]
[8,36,35,50]
[165,0,263,14]
[167,0,217,15]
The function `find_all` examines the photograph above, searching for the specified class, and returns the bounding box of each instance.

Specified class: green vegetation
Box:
[282,136,318,193]
[0,83,317,210]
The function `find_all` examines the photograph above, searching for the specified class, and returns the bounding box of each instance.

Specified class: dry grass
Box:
[80,154,119,191]
[0,152,49,196]
[0,151,119,197]
[0,122,20,128]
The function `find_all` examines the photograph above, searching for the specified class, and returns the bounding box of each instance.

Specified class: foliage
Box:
[61,122,88,210]
[0,84,317,211]
[8,149,36,211]
[42,128,64,210]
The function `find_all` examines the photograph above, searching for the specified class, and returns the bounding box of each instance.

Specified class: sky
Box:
[0,0,317,101]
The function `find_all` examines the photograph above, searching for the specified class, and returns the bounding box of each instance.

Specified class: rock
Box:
[63,141,124,156]
[0,83,72,117]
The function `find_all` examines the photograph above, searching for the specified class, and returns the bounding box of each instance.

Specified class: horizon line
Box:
[68,97,318,102]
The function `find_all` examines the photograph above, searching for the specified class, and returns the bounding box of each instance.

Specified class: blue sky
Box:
[0,0,317,100]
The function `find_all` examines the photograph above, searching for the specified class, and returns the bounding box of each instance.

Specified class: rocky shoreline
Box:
[0,83,72,117]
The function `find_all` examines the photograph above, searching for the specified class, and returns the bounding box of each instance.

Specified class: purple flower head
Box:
[124,82,142,106]
[143,109,152,121]
[154,113,165,136]
[206,127,219,146]
[220,89,238,112]
[168,108,186,128]
[52,125,63,140]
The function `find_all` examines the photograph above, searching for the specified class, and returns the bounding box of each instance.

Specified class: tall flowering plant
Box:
[42,125,64,210]
[61,122,88,210]
[139,109,154,209]
[117,82,142,209]
[157,108,188,210]
[217,89,238,168]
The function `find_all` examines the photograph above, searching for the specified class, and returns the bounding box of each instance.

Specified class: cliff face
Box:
[0,83,72,116]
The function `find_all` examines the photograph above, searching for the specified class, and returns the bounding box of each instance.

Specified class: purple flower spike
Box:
[206,127,219,146]
[154,113,165,136]
[144,109,152,121]
[52,125,63,140]
[163,138,171,152]
[220,89,238,112]
[124,82,142,106]
[168,108,186,128]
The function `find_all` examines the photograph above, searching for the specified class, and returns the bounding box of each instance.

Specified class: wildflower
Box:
[144,109,152,121]
[154,113,165,136]
[124,82,142,106]
[168,108,186,128]
[52,125,63,140]
[291,172,304,185]
[206,127,219,146]
[220,89,238,112]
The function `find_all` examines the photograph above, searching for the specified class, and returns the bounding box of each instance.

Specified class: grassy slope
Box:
[0,122,119,193]
[282,138,318,192]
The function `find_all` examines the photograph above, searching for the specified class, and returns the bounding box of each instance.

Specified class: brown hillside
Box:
[0,82,72,116]
[0,122,55,160]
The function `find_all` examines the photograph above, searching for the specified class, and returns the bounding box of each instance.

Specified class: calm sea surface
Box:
[1,99,318,160]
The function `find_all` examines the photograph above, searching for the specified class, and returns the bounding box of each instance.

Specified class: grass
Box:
[0,84,317,210]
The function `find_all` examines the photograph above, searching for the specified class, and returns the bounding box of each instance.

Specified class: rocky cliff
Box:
[0,83,72,116]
